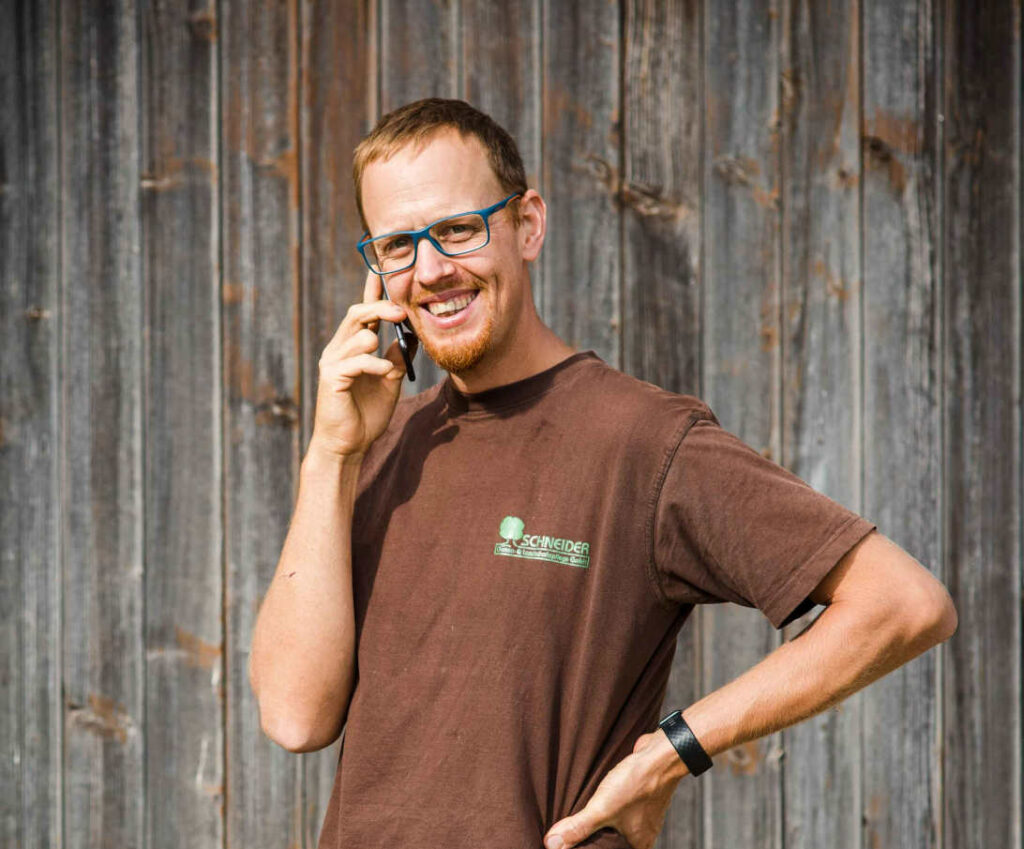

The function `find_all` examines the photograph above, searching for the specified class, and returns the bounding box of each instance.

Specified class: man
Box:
[248,98,957,849]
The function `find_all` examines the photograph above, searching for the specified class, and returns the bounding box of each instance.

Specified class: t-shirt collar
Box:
[442,350,601,416]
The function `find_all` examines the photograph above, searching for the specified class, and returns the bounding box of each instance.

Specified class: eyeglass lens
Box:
[365,213,488,273]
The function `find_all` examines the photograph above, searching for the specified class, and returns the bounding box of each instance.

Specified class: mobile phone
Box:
[378,277,417,382]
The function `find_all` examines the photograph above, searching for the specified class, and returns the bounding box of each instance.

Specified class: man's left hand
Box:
[543,730,685,849]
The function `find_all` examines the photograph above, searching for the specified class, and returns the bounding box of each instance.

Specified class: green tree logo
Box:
[499,516,525,546]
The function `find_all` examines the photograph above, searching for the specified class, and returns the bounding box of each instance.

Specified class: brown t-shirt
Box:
[317,350,876,848]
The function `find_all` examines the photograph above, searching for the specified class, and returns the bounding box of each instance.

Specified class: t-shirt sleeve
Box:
[651,409,877,629]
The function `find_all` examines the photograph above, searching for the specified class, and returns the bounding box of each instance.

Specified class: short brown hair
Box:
[353,98,527,233]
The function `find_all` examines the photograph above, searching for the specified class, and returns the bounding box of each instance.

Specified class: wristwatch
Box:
[658,710,713,776]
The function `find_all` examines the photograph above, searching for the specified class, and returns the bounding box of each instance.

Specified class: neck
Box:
[446,314,576,395]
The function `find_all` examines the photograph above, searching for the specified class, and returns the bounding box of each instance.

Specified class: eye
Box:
[380,234,412,254]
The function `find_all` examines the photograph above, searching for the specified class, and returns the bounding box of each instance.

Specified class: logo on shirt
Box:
[493,515,591,569]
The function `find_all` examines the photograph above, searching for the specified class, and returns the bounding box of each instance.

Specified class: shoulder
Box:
[571,357,714,440]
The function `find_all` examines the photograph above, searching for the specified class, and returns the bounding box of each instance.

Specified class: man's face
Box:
[360,130,534,375]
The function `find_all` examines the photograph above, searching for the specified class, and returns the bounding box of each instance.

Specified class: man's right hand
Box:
[309,271,414,460]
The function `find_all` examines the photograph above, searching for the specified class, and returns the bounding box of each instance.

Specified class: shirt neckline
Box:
[442,350,601,417]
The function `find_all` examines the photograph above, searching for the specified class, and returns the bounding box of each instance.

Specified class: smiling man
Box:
[248,98,958,849]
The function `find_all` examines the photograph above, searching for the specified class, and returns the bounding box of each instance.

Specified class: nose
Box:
[412,236,457,287]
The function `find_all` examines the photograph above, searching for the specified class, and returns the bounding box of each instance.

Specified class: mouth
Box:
[417,289,481,328]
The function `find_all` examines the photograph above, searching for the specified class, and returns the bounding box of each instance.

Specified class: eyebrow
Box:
[373,205,481,238]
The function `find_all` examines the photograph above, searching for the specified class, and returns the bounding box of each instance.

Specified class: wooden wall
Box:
[1,1,1019,847]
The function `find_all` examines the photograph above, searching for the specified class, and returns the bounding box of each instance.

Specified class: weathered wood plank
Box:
[298,0,376,841]
[777,0,863,847]
[0,0,62,845]
[702,1,783,847]
[622,0,702,397]
[139,1,223,847]
[220,0,304,845]
[619,2,703,847]
[59,0,146,846]
[860,0,942,845]
[541,1,621,366]
[379,0,459,392]
[941,1,1021,847]
[462,0,543,295]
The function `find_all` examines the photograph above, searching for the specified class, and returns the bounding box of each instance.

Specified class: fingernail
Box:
[546,837,564,849]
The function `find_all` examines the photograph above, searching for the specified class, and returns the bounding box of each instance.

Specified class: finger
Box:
[381,337,411,379]
[544,808,609,849]
[362,270,381,304]
[328,353,395,390]
[325,300,405,352]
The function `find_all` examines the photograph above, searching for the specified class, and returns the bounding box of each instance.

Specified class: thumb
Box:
[544,807,606,849]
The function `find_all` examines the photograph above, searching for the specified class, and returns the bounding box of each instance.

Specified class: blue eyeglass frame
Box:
[357,193,520,276]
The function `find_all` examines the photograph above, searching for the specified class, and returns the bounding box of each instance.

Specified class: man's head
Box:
[353,98,528,233]
[353,98,548,378]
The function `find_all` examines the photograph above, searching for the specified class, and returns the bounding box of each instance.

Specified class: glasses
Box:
[357,193,520,275]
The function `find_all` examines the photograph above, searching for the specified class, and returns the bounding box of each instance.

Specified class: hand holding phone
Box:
[307,273,415,459]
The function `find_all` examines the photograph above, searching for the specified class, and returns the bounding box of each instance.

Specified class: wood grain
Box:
[0,0,61,845]
[220,0,304,845]
[140,1,224,847]
[60,0,145,846]
[941,1,1021,847]
[541,0,622,366]
[777,0,864,847]
[861,0,942,846]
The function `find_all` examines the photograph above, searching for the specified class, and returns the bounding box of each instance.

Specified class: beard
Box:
[416,308,496,375]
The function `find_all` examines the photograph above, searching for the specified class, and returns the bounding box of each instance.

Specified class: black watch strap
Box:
[658,710,713,776]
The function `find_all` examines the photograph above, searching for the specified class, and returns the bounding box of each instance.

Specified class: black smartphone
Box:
[378,277,417,382]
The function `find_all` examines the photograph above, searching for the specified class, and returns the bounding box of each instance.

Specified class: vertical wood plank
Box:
[220,0,304,846]
[619,1,703,846]
[622,0,702,396]
[379,0,459,391]
[941,1,1021,847]
[0,0,62,845]
[861,0,942,846]
[541,0,622,367]
[298,0,375,842]
[60,0,146,846]
[777,0,863,847]
[462,0,543,294]
[139,1,223,847]
[702,1,782,847]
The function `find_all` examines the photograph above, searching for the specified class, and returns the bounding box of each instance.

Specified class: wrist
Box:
[303,440,364,474]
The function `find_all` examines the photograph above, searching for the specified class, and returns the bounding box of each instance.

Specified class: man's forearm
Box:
[248,445,362,752]
[659,595,956,781]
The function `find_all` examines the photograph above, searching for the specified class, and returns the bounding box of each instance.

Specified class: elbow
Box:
[259,712,342,753]
[257,701,345,753]
[910,581,958,647]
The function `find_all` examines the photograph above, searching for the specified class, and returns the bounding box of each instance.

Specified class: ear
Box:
[516,189,547,262]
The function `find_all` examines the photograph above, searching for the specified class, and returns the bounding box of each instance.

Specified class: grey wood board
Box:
[541,0,622,367]
[861,0,943,846]
[140,1,224,847]
[703,1,784,847]
[59,0,146,846]
[0,0,62,845]
[298,0,376,841]
[940,1,1022,847]
[621,0,703,399]
[220,0,305,845]
[777,0,864,846]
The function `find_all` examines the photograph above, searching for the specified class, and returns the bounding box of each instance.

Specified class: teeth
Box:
[427,292,476,316]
